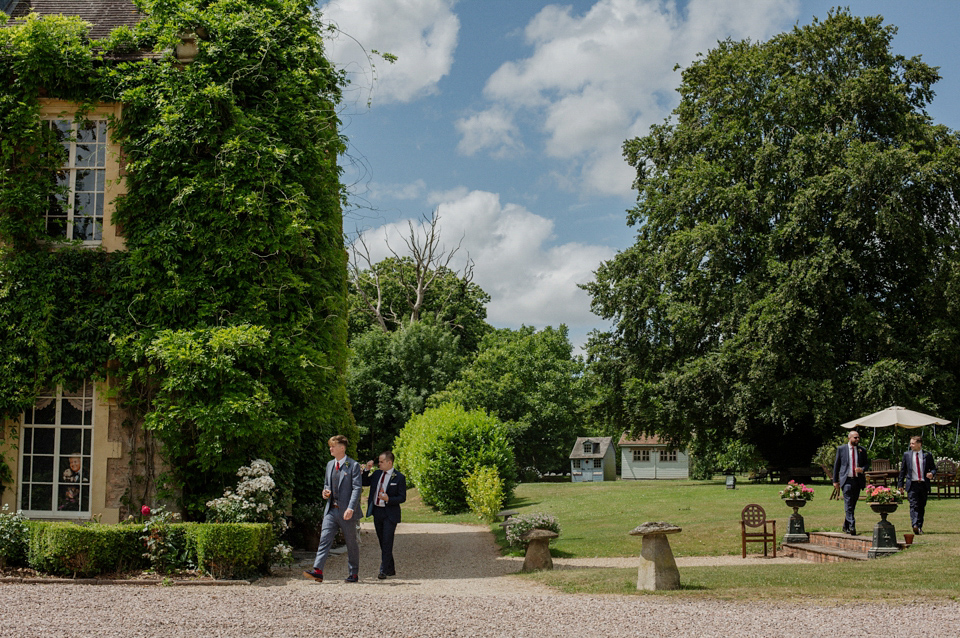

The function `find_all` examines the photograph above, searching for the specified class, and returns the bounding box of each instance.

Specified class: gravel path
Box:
[1,522,958,638]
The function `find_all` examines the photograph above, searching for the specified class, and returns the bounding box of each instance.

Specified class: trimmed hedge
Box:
[21,521,271,579]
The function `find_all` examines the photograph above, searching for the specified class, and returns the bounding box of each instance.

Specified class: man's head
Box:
[910,435,923,451]
[848,431,860,445]
[378,450,395,471]
[328,434,348,460]
[68,456,82,472]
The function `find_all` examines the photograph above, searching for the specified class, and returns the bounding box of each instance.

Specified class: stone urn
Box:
[867,503,899,558]
[782,498,808,543]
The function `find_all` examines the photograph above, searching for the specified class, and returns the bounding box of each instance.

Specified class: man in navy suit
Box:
[833,430,869,535]
[304,434,363,583]
[363,450,406,579]
[898,435,936,535]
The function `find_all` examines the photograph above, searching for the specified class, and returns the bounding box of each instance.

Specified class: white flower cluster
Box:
[206,459,288,534]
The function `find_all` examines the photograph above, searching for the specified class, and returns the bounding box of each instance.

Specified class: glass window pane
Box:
[82,431,91,455]
[60,454,87,484]
[32,400,56,425]
[22,428,32,453]
[75,170,90,192]
[20,487,29,510]
[95,169,104,191]
[32,485,53,511]
[32,456,53,482]
[96,145,105,167]
[77,120,97,144]
[60,428,83,456]
[33,427,54,454]
[74,191,93,215]
[60,398,84,425]
[20,456,30,482]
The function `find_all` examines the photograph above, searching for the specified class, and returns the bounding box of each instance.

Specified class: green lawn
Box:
[397,478,960,601]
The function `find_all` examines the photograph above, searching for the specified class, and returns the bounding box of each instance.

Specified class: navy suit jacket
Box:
[833,444,869,489]
[898,450,936,492]
[323,456,363,516]
[363,469,407,523]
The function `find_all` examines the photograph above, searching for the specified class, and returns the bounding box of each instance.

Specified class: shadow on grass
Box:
[506,496,540,508]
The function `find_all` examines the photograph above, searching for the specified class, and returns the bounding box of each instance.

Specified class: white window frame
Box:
[18,383,95,518]
[633,449,650,463]
[42,118,109,245]
[663,449,678,462]
[572,459,581,469]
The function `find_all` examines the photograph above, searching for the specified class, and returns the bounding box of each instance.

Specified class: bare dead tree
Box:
[347,209,474,330]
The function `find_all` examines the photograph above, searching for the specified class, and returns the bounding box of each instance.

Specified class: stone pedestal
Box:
[783,499,809,543]
[868,503,900,558]
[630,522,682,591]
[520,529,558,572]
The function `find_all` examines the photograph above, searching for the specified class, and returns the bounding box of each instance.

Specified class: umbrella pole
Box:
[867,427,876,451]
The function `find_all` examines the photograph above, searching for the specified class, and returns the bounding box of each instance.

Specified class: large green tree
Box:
[584,11,960,467]
[348,321,464,460]
[431,325,584,474]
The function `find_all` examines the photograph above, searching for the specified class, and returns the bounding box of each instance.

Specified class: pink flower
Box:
[141,505,151,518]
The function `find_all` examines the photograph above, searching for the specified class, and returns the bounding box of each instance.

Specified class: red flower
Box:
[141,505,151,518]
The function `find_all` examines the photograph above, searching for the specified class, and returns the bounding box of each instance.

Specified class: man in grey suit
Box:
[833,430,869,535]
[898,435,936,535]
[304,434,363,583]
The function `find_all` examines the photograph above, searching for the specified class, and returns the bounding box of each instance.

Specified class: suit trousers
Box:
[841,480,861,531]
[906,483,928,529]
[313,507,359,575]
[372,507,398,575]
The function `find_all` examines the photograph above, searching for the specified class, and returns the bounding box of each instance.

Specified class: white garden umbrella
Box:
[840,406,951,430]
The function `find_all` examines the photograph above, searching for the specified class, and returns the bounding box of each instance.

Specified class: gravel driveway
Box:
[1,522,958,637]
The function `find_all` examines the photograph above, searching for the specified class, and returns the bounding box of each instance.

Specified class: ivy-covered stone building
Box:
[0,0,355,521]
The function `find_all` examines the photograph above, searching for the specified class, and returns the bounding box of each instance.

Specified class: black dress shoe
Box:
[913,525,920,535]
[916,527,924,535]
[378,572,387,580]
[303,569,323,582]
[344,573,359,583]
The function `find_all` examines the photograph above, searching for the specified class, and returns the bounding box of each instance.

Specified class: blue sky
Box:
[318,0,960,350]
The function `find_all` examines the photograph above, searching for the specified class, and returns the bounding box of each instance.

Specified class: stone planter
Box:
[520,528,558,572]
[867,503,899,558]
[782,498,809,543]
[629,522,682,591]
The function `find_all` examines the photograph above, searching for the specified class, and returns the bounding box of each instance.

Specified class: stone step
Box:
[780,541,869,563]
[806,531,874,553]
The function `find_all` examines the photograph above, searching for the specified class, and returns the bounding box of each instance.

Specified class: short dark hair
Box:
[328,434,349,447]
[380,450,395,463]
[911,435,923,444]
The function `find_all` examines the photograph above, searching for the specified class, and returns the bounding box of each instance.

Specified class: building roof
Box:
[569,436,613,459]
[618,432,673,447]
[5,1,143,40]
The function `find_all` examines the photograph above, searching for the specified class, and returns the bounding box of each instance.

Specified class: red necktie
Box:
[916,452,922,481]
[851,446,856,476]
[377,473,387,506]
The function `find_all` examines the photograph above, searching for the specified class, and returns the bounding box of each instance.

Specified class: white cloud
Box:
[455,107,524,158]
[353,189,615,338]
[464,0,799,196]
[319,0,460,105]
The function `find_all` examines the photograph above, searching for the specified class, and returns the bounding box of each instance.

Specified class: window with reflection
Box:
[20,382,94,515]
[43,119,107,243]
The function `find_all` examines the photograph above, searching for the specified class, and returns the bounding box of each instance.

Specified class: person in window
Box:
[58,486,79,511]
[62,455,87,483]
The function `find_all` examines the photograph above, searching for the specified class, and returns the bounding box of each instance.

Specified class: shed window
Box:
[663,449,678,462]
[572,459,581,469]
[633,449,650,462]
[582,441,593,454]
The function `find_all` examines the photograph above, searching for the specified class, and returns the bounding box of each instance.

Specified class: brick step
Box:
[781,542,869,563]
[806,531,874,553]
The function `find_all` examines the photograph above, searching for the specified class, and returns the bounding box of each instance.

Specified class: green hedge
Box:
[22,521,271,579]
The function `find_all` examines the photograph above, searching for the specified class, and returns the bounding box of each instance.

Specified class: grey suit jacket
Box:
[323,456,363,516]
[833,444,869,489]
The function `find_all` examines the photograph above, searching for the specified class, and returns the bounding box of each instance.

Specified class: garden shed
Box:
[619,433,690,479]
[569,437,616,482]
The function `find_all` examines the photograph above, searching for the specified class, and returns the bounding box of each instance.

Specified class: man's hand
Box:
[343,508,354,521]
[322,488,331,499]
[833,482,839,489]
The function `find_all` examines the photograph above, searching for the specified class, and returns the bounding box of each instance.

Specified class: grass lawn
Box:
[396,478,960,601]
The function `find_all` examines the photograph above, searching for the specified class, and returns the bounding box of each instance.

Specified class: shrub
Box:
[27,522,145,577]
[0,505,28,568]
[206,459,292,566]
[463,465,505,522]
[141,507,192,573]
[186,523,272,579]
[506,512,560,547]
[394,403,516,514]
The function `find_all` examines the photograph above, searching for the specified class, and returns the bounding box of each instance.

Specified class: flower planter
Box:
[782,499,809,542]
[868,502,898,520]
[867,503,900,558]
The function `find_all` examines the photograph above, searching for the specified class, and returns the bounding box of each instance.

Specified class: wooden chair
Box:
[934,459,957,499]
[820,463,841,500]
[866,458,891,487]
[740,504,776,558]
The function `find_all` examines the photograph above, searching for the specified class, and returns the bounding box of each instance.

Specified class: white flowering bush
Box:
[0,504,28,568]
[206,459,293,565]
[505,512,560,547]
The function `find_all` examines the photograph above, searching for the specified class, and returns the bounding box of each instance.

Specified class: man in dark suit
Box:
[304,434,363,583]
[363,450,406,579]
[833,429,869,535]
[898,435,936,535]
